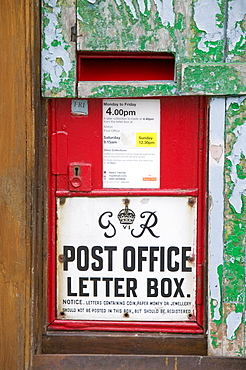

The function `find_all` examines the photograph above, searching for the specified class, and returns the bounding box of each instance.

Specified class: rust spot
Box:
[188,313,196,320]
[60,311,65,317]
[188,254,195,263]
[123,312,130,318]
[188,197,196,207]
[59,197,66,205]
[58,254,65,263]
[123,198,130,206]
[72,112,87,116]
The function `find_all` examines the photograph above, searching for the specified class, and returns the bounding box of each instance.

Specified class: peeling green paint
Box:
[236,154,246,179]
[77,0,175,52]
[78,82,177,98]
[236,345,244,356]
[76,0,245,64]
[210,264,223,325]
[209,263,223,350]
[210,330,220,348]
[224,99,246,305]
[208,97,246,355]
[222,97,246,354]
[41,0,76,97]
[42,0,246,97]
[90,84,176,97]
[226,1,246,62]
[174,13,185,32]
[75,0,245,97]
[51,39,62,47]
[181,64,246,95]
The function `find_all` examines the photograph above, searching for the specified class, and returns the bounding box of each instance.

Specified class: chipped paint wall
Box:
[41,0,246,357]
[76,0,227,61]
[208,97,246,356]
[42,0,76,97]
[41,0,245,97]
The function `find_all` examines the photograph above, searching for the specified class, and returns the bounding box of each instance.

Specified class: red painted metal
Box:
[48,96,207,333]
[48,320,203,333]
[48,102,58,324]
[195,96,208,327]
[53,97,200,192]
[55,189,199,197]
[77,52,175,82]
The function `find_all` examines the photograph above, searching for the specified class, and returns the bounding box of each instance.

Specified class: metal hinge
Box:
[51,131,68,174]
[71,24,77,42]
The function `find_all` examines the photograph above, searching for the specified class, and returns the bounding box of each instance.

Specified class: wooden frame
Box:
[2,0,246,366]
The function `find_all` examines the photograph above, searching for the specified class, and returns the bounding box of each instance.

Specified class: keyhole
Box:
[74,166,80,176]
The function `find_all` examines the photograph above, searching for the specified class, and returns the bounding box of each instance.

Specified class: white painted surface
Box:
[226,311,242,340]
[208,98,225,322]
[194,0,223,52]
[226,97,246,213]
[57,196,197,321]
[227,0,246,57]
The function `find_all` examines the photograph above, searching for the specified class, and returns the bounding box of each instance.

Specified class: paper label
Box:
[103,99,160,189]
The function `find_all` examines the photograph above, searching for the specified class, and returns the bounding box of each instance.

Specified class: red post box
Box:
[48,94,207,333]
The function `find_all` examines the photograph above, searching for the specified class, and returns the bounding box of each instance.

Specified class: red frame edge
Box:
[47,97,207,334]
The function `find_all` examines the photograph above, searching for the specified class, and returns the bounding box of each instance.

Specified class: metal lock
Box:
[69,163,92,192]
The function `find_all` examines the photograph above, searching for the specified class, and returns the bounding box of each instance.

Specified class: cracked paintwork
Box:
[78,81,177,98]
[42,0,245,97]
[181,63,246,95]
[42,0,76,97]
[77,0,177,52]
[226,0,246,62]
[223,97,246,356]
[193,0,226,62]
[76,0,228,62]
[208,97,246,356]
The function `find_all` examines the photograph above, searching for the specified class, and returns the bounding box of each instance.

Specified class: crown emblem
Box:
[117,199,135,225]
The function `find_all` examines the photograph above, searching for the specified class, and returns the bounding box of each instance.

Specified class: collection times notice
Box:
[57,196,197,321]
[103,99,160,189]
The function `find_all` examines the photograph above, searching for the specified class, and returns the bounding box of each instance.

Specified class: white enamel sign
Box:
[57,196,197,321]
[103,99,160,189]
